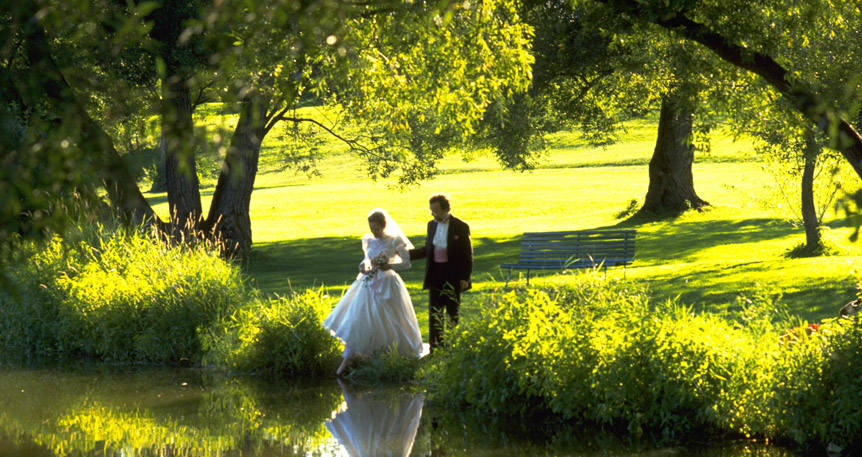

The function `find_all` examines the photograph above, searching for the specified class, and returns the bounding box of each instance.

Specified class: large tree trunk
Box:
[639,91,708,214]
[150,0,203,236]
[801,132,822,250]
[161,77,202,235]
[203,94,269,256]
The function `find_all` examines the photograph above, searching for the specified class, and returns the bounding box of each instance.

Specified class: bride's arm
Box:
[390,240,412,271]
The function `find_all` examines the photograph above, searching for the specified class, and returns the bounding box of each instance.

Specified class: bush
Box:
[0,221,248,363]
[419,273,776,440]
[200,289,343,378]
[770,318,862,451]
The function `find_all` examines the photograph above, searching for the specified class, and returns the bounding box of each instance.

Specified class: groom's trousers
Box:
[427,260,460,351]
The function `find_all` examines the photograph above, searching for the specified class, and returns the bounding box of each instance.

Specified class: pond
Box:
[0,364,798,457]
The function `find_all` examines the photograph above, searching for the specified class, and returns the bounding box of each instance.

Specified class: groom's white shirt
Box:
[432,218,449,250]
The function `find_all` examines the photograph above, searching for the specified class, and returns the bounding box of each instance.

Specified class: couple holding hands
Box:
[323,194,473,376]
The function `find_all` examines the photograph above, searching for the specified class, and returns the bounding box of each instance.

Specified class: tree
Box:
[736,101,846,255]
[148,0,209,235]
[641,80,709,213]
[580,0,862,246]
[590,0,862,182]
[1,0,533,254]
[1,0,158,238]
[475,0,724,215]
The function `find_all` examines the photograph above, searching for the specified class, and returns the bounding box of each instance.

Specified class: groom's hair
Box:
[368,211,387,227]
[429,193,451,212]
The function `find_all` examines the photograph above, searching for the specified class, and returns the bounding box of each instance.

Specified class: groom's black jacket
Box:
[409,215,473,292]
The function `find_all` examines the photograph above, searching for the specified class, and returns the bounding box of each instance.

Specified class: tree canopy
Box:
[0,0,533,250]
[586,0,862,179]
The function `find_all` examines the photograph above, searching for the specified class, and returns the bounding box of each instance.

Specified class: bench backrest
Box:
[518,230,636,269]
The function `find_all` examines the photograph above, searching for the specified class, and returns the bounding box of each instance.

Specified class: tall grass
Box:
[0,221,248,362]
[771,318,862,450]
[0,218,344,376]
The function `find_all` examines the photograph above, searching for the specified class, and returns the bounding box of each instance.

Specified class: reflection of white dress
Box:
[323,234,423,358]
[326,385,425,457]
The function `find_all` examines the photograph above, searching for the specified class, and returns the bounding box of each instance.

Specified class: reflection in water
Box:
[0,364,800,457]
[0,364,341,456]
[326,379,424,457]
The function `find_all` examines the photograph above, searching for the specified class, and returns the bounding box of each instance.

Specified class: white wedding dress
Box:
[323,233,423,358]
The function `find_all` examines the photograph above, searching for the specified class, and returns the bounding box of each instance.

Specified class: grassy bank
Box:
[0,222,342,373]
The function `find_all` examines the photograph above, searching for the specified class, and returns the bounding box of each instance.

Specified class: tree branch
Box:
[597,0,862,180]
[271,113,396,163]
[265,104,291,135]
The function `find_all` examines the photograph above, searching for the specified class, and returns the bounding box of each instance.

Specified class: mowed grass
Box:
[146,104,862,334]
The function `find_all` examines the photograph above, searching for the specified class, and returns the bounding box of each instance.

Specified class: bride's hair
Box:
[367,211,386,227]
[365,208,414,250]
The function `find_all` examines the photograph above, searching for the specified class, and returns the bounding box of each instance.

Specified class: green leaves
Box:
[332,0,534,184]
[419,273,862,445]
[0,220,249,363]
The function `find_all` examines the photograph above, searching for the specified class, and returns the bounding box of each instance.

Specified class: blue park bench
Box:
[501,229,636,285]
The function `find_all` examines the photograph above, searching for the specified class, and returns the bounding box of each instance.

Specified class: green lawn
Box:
[147,106,862,331]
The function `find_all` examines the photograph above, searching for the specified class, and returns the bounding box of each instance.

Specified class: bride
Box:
[323,209,424,376]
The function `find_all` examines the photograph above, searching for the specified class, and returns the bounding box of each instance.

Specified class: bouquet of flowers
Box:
[363,250,392,282]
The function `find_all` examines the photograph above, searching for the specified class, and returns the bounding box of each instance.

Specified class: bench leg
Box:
[526,269,531,285]
[505,268,512,287]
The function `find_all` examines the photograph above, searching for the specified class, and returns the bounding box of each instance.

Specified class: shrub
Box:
[200,289,343,378]
[770,318,862,450]
[0,222,248,363]
[419,273,776,439]
[343,346,423,386]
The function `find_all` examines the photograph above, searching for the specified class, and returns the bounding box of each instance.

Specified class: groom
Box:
[410,194,473,352]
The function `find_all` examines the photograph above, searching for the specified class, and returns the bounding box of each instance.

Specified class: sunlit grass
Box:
[146,104,862,328]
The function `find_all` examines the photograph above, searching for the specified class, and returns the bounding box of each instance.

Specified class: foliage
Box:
[0,219,248,363]
[417,272,862,449]
[770,318,862,451]
[784,230,841,259]
[758,151,847,225]
[200,289,343,378]
[419,274,782,440]
[584,0,862,184]
[615,198,640,219]
[327,0,534,185]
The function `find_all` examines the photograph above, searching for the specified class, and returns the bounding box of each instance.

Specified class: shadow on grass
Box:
[243,219,857,322]
[608,216,798,265]
[244,236,358,296]
[244,235,525,297]
[648,272,858,323]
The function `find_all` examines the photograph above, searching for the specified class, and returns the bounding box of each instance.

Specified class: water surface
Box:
[0,365,797,456]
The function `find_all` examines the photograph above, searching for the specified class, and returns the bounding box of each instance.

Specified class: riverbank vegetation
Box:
[3,111,862,452]
[0,219,341,371]
[2,218,861,452]
[420,275,862,452]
